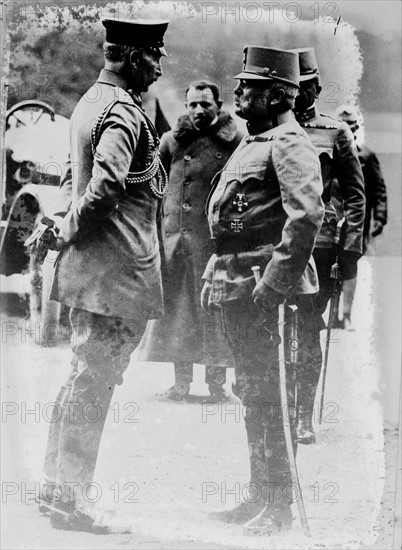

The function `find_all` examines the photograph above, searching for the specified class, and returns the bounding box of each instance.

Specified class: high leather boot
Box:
[209,420,268,524]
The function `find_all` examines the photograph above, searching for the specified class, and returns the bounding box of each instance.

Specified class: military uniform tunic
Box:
[50,69,164,320]
[204,117,324,299]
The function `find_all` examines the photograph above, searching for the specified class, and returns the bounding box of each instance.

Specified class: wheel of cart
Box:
[0,100,70,346]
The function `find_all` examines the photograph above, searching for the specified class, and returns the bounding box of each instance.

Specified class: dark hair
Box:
[185,80,220,104]
[103,41,134,62]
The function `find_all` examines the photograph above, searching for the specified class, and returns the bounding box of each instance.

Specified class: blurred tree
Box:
[4,1,399,119]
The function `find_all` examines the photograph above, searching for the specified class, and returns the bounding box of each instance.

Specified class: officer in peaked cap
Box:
[203,45,324,534]
[291,48,365,443]
[38,19,170,532]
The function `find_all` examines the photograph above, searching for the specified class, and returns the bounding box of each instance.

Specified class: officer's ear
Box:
[129,49,142,70]
[315,84,322,99]
[217,100,223,111]
[269,87,286,106]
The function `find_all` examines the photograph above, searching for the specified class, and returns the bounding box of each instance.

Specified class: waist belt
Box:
[211,235,274,256]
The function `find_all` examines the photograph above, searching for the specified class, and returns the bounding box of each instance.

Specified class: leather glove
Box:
[252,279,285,311]
[371,220,384,237]
[201,281,219,315]
[339,250,360,280]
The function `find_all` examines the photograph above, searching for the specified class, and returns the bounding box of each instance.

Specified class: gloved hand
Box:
[201,281,219,315]
[252,279,285,310]
[339,250,360,280]
[371,220,384,237]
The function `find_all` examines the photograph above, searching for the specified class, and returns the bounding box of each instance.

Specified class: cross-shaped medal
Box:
[232,193,249,213]
[231,220,243,233]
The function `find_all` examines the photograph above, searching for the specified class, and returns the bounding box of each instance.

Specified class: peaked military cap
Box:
[234,46,300,88]
[291,47,319,81]
[102,18,169,56]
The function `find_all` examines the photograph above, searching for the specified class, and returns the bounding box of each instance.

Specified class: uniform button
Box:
[215,152,223,159]
[181,228,188,234]
[183,178,192,186]
[184,154,191,162]
[165,232,170,237]
[182,202,191,210]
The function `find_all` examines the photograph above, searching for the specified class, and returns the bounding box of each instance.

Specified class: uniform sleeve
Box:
[334,123,366,253]
[262,130,324,295]
[58,103,140,244]
[367,151,387,224]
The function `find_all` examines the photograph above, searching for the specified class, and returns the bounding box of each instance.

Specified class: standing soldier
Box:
[293,48,365,442]
[203,46,324,533]
[137,80,242,401]
[336,105,388,328]
[38,19,169,532]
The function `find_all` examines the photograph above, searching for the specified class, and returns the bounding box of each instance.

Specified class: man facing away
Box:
[39,18,169,533]
[335,104,388,328]
[136,80,242,402]
[203,46,324,534]
[293,48,365,443]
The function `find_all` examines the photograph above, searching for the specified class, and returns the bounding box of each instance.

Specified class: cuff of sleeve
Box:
[261,269,295,296]
[202,254,216,283]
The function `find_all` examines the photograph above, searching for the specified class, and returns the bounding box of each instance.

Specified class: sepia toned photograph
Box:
[0,1,400,548]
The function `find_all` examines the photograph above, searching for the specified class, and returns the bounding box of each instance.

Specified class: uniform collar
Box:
[295,105,317,123]
[97,69,142,107]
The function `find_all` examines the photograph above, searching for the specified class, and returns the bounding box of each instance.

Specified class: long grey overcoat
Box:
[135,111,243,364]
[50,69,164,321]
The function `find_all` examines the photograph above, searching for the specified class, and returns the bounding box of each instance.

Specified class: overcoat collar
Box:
[173,111,238,144]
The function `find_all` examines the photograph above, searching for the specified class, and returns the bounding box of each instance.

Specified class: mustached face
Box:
[129,49,163,93]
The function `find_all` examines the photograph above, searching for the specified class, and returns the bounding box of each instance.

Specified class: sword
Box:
[252,266,310,537]
[318,218,346,425]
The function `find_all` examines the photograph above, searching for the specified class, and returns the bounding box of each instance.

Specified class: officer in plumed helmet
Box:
[37,18,169,533]
[292,48,365,443]
[203,46,324,534]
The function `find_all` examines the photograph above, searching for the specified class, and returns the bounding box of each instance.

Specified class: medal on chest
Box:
[232,193,249,212]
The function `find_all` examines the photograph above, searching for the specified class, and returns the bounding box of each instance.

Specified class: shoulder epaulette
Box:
[302,122,338,130]
[246,135,276,142]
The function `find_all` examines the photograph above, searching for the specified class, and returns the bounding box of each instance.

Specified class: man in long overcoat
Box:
[136,81,242,401]
[39,19,169,532]
[203,46,324,534]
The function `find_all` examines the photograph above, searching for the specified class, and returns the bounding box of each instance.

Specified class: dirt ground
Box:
[1,253,400,550]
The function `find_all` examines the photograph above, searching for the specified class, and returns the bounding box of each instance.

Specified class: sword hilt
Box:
[251,265,261,284]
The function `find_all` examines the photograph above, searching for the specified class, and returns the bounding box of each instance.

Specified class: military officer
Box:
[202,46,324,534]
[292,48,365,442]
[136,80,242,402]
[335,105,387,328]
[39,18,169,532]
